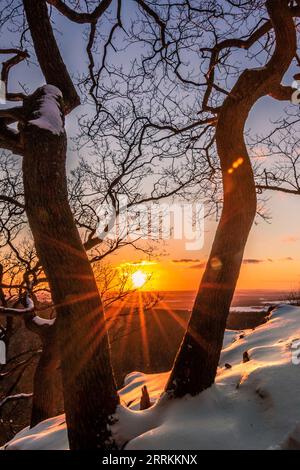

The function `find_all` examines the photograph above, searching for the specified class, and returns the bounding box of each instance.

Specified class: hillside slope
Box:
[2,305,300,450]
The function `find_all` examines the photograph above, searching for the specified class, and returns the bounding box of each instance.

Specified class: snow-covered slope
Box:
[2,304,300,450]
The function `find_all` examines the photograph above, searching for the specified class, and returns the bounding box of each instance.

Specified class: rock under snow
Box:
[2,304,300,450]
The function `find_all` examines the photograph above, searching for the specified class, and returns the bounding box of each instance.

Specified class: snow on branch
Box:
[0,290,55,336]
[0,393,33,409]
[28,85,64,136]
[31,317,55,327]
[0,294,34,317]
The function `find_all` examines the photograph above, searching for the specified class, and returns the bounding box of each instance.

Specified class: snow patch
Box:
[32,316,55,327]
[1,415,67,451]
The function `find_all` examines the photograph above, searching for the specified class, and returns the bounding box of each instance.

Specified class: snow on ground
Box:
[1,415,68,451]
[2,304,300,450]
[230,306,267,313]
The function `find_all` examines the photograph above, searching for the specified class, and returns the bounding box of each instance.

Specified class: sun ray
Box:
[118,292,138,356]
[158,299,188,331]
[105,300,126,331]
[138,291,150,366]
[159,299,211,350]
[151,307,173,350]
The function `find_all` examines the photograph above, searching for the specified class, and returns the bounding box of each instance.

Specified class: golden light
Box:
[131,270,147,289]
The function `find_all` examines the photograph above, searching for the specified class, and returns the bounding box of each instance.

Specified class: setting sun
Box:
[131,270,147,289]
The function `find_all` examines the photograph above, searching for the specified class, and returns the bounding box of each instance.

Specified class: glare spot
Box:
[210,256,222,271]
[227,157,244,175]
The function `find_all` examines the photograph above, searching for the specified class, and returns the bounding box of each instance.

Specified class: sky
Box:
[110,93,300,292]
[112,189,300,292]
[109,89,300,292]
[1,1,300,293]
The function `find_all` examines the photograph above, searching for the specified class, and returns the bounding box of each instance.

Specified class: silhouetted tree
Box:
[164,0,298,397]
[1,0,207,449]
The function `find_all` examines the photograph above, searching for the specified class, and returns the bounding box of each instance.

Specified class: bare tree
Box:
[0,286,57,428]
[87,0,298,397]
[0,0,121,449]
[164,0,298,397]
[0,2,194,449]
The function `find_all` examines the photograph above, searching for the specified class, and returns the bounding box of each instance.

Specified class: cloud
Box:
[172,258,201,263]
[171,258,206,269]
[172,256,294,270]
[282,235,300,243]
[242,258,264,264]
[243,257,293,264]
[189,262,206,269]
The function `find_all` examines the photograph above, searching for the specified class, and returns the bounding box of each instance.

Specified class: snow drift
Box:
[2,304,300,450]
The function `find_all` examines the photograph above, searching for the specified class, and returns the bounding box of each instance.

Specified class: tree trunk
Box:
[21,86,119,449]
[166,106,256,397]
[30,325,61,428]
[166,0,296,398]
[0,264,13,358]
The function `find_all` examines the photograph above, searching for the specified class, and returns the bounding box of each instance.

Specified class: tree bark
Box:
[30,324,61,428]
[21,86,119,449]
[166,0,296,398]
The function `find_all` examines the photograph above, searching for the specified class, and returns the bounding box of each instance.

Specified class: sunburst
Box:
[131,270,147,289]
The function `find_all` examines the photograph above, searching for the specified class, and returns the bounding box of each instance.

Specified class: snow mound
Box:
[1,415,67,451]
[3,304,300,450]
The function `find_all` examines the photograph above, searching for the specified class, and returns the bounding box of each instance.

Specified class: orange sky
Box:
[112,191,300,292]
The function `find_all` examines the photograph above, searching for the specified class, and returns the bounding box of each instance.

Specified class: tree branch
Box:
[135,0,166,48]
[0,393,33,409]
[0,48,29,102]
[23,0,80,113]
[256,184,300,195]
[0,49,28,154]
[269,84,295,101]
[0,290,54,336]
[0,195,24,209]
[0,124,24,155]
[46,0,113,24]
[0,294,34,317]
